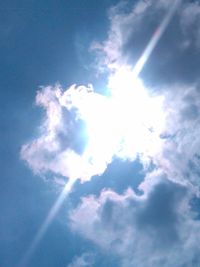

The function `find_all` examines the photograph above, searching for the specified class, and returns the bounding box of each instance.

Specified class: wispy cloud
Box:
[67,253,95,267]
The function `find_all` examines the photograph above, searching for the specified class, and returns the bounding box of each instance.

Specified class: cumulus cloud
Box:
[69,176,200,267]
[91,0,200,190]
[20,84,112,182]
[21,0,200,266]
[21,69,166,185]
[21,0,200,192]
[70,3,200,267]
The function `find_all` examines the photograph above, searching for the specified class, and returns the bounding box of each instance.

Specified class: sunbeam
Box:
[133,0,182,77]
[18,179,75,267]
[18,1,182,266]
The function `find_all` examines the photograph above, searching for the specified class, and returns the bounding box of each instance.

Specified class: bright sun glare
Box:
[19,68,166,266]
[66,67,165,177]
[19,1,181,264]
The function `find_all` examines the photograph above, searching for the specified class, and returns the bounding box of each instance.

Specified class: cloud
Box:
[21,0,200,193]
[21,69,166,185]
[91,0,200,190]
[20,83,111,182]
[67,253,95,267]
[20,1,200,266]
[93,0,200,85]
[69,176,200,267]
[149,84,200,189]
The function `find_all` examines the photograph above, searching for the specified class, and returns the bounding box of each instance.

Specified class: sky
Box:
[2,0,200,266]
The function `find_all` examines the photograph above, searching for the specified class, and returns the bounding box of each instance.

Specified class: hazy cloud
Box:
[67,253,94,267]
[150,84,200,189]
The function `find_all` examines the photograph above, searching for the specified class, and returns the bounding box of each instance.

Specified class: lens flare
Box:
[83,67,165,166]
[19,1,181,265]
[18,179,74,267]
[133,0,182,77]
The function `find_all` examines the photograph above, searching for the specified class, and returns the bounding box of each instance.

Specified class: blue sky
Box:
[2,1,200,267]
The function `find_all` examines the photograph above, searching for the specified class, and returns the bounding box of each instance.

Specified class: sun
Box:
[70,66,166,174]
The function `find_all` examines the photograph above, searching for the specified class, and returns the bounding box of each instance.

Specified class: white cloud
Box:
[69,176,200,267]
[148,84,200,189]
[20,1,200,265]
[93,0,200,84]
[21,84,112,182]
[67,253,94,267]
[91,0,200,190]
[21,0,200,192]
[21,68,166,185]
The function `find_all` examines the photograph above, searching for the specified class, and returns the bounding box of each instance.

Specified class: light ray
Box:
[133,0,182,77]
[18,179,75,267]
[18,1,182,265]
